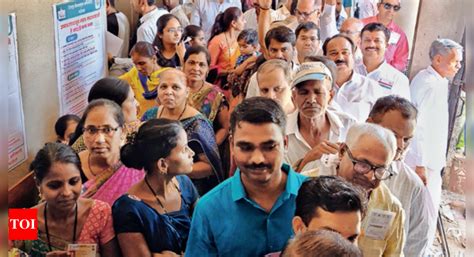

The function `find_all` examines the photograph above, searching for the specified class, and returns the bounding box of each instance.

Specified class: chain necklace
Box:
[158,103,187,120]
[144,177,181,214]
[44,202,78,252]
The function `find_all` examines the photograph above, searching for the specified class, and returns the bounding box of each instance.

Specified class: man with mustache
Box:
[302,123,406,257]
[367,95,436,256]
[323,34,383,121]
[286,59,356,174]
[186,97,307,256]
[361,0,408,72]
[355,22,410,100]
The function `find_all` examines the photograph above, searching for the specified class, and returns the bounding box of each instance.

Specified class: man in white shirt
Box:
[406,38,463,246]
[191,0,242,42]
[131,0,168,44]
[163,0,192,27]
[286,59,356,173]
[243,0,287,32]
[323,34,382,121]
[357,0,378,19]
[293,0,338,42]
[355,22,410,100]
[367,95,436,256]
[339,17,364,65]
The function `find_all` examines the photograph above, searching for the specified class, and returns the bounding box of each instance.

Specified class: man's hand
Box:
[297,140,339,171]
[415,166,427,185]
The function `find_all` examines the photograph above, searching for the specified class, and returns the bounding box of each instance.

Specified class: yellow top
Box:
[301,168,406,257]
[119,66,170,118]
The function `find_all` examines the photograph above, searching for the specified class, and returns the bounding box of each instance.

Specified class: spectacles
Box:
[296,8,318,18]
[167,27,183,34]
[344,145,393,180]
[83,126,120,137]
[382,2,401,11]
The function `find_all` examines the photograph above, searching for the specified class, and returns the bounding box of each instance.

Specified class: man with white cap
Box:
[285,57,356,174]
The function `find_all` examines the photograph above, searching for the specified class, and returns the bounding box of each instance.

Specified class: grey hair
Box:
[345,123,397,163]
[257,59,293,84]
[429,38,463,61]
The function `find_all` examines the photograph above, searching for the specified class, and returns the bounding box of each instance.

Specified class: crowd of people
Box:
[10,0,464,256]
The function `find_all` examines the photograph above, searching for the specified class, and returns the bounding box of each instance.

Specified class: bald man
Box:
[339,17,364,65]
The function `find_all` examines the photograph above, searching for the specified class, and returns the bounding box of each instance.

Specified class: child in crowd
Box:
[227,29,260,111]
[54,114,80,145]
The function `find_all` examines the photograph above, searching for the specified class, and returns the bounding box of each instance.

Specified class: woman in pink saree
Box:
[79,99,144,205]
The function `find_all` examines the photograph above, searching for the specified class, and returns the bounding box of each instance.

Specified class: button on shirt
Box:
[331,71,385,121]
[405,66,449,172]
[362,16,409,72]
[185,164,307,257]
[137,8,169,44]
[384,160,436,256]
[356,60,410,100]
[285,109,357,173]
[191,0,242,42]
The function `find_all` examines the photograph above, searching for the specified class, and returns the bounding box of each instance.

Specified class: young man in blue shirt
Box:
[186,97,307,256]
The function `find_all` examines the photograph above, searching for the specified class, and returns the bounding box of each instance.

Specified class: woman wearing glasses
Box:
[79,99,144,206]
[113,119,199,257]
[153,14,186,68]
[119,42,169,118]
[141,69,223,196]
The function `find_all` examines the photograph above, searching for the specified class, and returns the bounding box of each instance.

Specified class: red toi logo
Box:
[9,209,38,240]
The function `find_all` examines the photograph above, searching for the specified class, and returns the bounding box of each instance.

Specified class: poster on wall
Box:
[53,0,106,116]
[8,13,28,171]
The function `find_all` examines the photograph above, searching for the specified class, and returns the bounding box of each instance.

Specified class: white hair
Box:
[429,38,463,61]
[345,123,397,162]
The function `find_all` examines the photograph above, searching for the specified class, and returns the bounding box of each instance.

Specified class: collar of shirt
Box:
[427,65,448,82]
[140,8,160,23]
[231,163,300,202]
[286,109,343,148]
[358,60,387,76]
[335,70,361,92]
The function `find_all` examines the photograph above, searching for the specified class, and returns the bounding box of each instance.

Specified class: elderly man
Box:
[295,22,322,64]
[246,26,299,98]
[406,38,463,244]
[362,0,408,72]
[130,0,168,44]
[186,97,307,256]
[304,123,406,256]
[256,59,296,114]
[355,22,410,100]
[368,95,436,256]
[191,0,241,42]
[285,59,356,174]
[339,17,364,65]
[323,34,382,121]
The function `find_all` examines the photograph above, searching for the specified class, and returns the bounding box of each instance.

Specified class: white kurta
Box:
[285,109,357,173]
[384,160,437,257]
[331,71,385,122]
[404,66,449,239]
[243,8,286,32]
[137,8,169,44]
[355,60,411,100]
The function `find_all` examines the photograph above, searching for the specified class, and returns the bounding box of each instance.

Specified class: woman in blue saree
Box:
[141,68,223,196]
[113,119,199,256]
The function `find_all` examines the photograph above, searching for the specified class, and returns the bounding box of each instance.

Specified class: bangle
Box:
[259,6,270,10]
